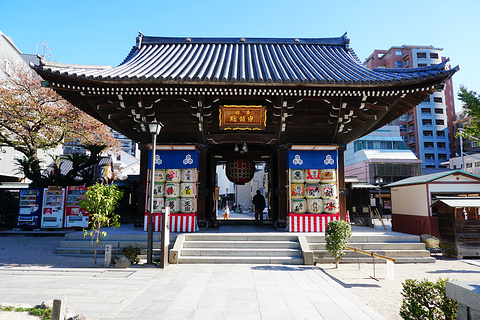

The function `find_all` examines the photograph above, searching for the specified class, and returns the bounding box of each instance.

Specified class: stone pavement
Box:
[0,235,387,320]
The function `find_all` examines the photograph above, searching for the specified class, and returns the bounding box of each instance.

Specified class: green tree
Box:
[325,220,352,268]
[14,143,109,188]
[0,67,118,185]
[458,86,480,139]
[80,183,123,265]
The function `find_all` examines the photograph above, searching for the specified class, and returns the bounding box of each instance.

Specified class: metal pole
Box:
[147,132,157,264]
[160,206,170,268]
[378,184,383,217]
[459,127,465,171]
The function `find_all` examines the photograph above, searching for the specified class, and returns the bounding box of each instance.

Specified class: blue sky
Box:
[1,0,478,110]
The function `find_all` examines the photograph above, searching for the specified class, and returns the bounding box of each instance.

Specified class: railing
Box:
[346,246,396,281]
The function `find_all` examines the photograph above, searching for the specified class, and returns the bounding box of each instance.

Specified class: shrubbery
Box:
[325,219,352,268]
[400,278,457,320]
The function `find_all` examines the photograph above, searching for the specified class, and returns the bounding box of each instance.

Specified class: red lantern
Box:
[226,160,254,184]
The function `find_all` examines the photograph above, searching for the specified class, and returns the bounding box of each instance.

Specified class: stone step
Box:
[177,256,304,265]
[64,232,177,242]
[315,256,436,264]
[305,234,421,243]
[184,234,299,241]
[180,248,302,257]
[57,247,169,256]
[308,242,426,250]
[183,240,300,249]
[58,240,155,249]
[313,249,431,258]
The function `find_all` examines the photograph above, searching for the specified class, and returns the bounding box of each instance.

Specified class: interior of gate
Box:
[139,97,349,232]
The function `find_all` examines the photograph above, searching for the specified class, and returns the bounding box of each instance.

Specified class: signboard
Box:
[219,105,266,130]
[148,150,200,169]
[287,150,338,169]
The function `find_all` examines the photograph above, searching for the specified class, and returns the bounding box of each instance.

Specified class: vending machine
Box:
[64,185,89,228]
[17,188,43,229]
[41,186,65,228]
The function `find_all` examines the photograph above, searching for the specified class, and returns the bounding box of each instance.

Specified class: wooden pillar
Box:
[196,148,209,228]
[338,148,347,221]
[274,148,288,229]
[136,147,149,226]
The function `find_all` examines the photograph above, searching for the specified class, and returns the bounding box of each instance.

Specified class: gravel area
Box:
[317,258,480,320]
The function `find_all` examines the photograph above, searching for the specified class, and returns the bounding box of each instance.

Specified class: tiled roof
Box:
[434,196,480,208]
[385,170,480,187]
[34,33,458,85]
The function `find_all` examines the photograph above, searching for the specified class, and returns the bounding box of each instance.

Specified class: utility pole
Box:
[459,127,465,171]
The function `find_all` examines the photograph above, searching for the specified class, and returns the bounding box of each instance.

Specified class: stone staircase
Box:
[170,233,304,264]
[55,230,434,265]
[55,232,176,260]
[306,233,435,264]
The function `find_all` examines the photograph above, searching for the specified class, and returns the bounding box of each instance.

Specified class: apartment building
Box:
[365,45,456,174]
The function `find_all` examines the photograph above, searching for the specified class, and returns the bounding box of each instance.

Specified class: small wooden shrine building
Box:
[387,170,480,238]
[33,33,457,231]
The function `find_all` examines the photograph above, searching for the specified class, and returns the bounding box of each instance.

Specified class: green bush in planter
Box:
[400,278,457,320]
[122,246,141,264]
[325,220,352,268]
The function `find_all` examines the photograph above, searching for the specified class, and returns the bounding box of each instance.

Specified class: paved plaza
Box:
[0,234,386,320]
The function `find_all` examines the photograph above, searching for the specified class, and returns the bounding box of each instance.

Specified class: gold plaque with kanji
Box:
[219,105,266,130]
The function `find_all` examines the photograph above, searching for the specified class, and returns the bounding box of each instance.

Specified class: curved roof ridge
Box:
[374,59,456,74]
[38,56,112,70]
[32,34,458,85]
[137,36,350,47]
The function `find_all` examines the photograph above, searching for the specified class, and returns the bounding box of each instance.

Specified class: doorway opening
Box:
[215,161,269,222]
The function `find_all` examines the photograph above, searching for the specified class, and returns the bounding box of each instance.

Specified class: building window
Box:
[437,142,446,148]
[380,141,393,149]
[3,59,12,76]
[466,163,473,168]
[422,119,432,126]
[471,141,479,147]
[436,131,445,137]
[424,142,434,148]
[404,59,410,67]
[421,108,431,114]
[475,161,480,167]
[425,165,436,168]
[438,154,447,161]
[434,108,444,114]
[433,97,443,103]
[418,63,428,67]
[423,130,433,137]
[396,50,402,56]
[436,119,444,125]
[430,53,439,59]
[425,153,435,160]
[394,61,403,68]
[417,52,427,58]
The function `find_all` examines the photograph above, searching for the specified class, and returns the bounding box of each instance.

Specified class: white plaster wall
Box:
[429,183,480,194]
[390,184,429,216]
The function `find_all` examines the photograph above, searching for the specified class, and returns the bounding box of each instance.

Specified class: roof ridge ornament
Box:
[138,30,144,49]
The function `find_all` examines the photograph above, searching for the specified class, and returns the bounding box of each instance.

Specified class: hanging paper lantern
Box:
[226,160,254,184]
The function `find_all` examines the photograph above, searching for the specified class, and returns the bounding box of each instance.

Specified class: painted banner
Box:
[287,150,338,169]
[287,213,340,232]
[144,213,198,232]
[148,150,199,169]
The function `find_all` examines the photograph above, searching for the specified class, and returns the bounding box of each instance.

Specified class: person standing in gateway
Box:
[252,190,266,223]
